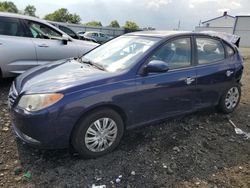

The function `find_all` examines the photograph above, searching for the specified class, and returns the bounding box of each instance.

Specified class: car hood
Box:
[15,59,116,94]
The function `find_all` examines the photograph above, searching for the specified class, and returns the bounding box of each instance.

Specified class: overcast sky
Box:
[11,0,250,30]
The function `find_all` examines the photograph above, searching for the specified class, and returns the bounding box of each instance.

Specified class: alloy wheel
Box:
[225,87,239,110]
[85,118,118,152]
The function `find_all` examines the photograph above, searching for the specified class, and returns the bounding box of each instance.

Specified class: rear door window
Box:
[0,17,25,37]
[224,43,235,57]
[196,37,225,64]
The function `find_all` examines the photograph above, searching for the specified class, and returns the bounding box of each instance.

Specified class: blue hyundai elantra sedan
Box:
[8,31,244,158]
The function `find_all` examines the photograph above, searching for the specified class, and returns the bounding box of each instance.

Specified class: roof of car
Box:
[0,12,47,23]
[126,30,192,38]
[127,30,239,47]
[0,12,79,40]
[0,12,62,30]
[126,30,238,40]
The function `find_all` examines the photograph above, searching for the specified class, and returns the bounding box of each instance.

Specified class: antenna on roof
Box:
[173,20,181,31]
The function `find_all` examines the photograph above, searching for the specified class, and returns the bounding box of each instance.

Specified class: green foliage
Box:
[44,8,81,24]
[124,21,140,30]
[0,1,18,13]
[24,5,36,17]
[68,13,81,24]
[109,20,120,28]
[85,21,102,27]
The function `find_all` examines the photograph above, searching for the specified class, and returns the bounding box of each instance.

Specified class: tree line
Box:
[0,1,142,30]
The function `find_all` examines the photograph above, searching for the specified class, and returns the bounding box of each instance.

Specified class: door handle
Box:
[226,70,234,77]
[38,44,49,48]
[185,77,195,85]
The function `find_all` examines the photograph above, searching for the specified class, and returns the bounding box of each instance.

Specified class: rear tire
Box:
[218,84,241,114]
[71,108,124,158]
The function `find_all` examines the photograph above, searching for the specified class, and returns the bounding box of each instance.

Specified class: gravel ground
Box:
[0,49,250,188]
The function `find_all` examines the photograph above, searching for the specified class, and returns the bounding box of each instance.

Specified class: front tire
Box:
[218,84,241,114]
[71,108,124,158]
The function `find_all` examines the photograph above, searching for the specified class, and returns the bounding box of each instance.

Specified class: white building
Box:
[195,12,250,47]
[233,16,250,47]
[195,12,235,33]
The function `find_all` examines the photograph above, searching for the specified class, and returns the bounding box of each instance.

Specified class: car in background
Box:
[0,12,98,78]
[77,30,98,43]
[49,23,98,43]
[83,31,113,44]
[9,31,243,158]
[77,31,85,38]
[48,21,81,40]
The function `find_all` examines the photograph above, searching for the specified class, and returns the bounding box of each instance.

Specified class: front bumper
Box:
[13,121,41,147]
[11,107,76,149]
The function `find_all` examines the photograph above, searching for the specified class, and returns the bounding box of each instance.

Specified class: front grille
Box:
[8,83,18,108]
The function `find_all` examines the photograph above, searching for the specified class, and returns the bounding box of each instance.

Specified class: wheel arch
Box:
[69,104,128,145]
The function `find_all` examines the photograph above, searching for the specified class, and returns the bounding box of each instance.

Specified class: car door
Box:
[194,36,236,108]
[92,33,99,42]
[23,20,78,66]
[0,16,37,77]
[99,33,107,43]
[133,37,196,125]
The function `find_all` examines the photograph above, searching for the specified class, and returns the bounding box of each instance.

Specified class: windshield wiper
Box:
[77,57,105,71]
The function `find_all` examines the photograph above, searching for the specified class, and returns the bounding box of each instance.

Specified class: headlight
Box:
[18,93,64,112]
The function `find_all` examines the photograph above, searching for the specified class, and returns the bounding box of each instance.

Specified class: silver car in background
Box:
[0,12,98,78]
[83,31,113,44]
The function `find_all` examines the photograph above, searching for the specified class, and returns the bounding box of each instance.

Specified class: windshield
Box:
[83,36,160,72]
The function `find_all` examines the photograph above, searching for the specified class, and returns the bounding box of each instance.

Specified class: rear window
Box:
[196,37,225,64]
[59,26,75,37]
[0,17,24,37]
[224,43,235,57]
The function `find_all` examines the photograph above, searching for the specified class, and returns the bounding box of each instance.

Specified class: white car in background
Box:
[77,31,98,43]
[0,12,98,78]
[77,31,85,38]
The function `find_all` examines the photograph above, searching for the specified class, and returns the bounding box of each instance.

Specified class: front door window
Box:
[149,37,191,70]
[26,21,62,39]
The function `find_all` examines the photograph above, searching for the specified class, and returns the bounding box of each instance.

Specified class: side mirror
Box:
[144,60,169,74]
[61,34,69,45]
